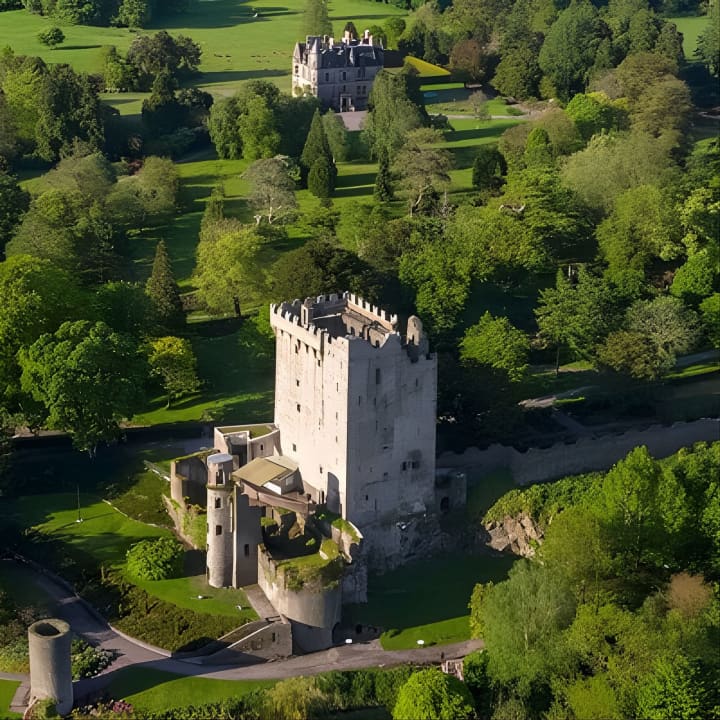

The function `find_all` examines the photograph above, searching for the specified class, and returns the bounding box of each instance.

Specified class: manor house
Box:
[292,29,384,112]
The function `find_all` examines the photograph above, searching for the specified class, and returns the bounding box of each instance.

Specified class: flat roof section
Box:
[234,456,297,489]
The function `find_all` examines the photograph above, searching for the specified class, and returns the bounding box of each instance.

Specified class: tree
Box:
[635,655,706,720]
[626,296,700,370]
[493,44,542,100]
[308,155,335,199]
[363,71,425,160]
[194,225,264,316]
[472,144,506,191]
[93,281,151,338]
[392,128,453,215]
[384,17,406,49]
[126,31,201,90]
[239,96,281,160]
[565,91,627,142]
[468,581,494,638]
[18,321,147,453]
[538,0,607,100]
[670,248,719,305]
[597,446,687,569]
[699,294,720,348]
[524,127,553,167]
[208,96,243,159]
[271,237,377,303]
[597,184,683,278]
[126,538,184,580]
[479,561,575,696]
[243,157,298,225]
[133,156,179,224]
[302,0,332,38]
[322,111,348,162]
[0,171,30,259]
[696,0,719,76]
[146,240,184,333]
[37,27,64,48]
[393,669,475,720]
[469,90,490,122]
[148,336,200,407]
[260,677,328,720]
[301,109,336,179]
[373,148,393,202]
[597,330,665,380]
[449,38,489,83]
[0,255,83,401]
[460,312,529,382]
[141,71,182,136]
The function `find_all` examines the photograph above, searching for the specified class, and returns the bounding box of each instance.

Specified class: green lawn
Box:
[0,0,406,101]
[108,667,273,712]
[2,493,255,619]
[0,559,55,615]
[670,15,710,57]
[344,553,516,649]
[465,469,517,524]
[0,680,21,720]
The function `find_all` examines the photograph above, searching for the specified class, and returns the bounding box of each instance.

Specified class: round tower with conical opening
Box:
[28,618,73,716]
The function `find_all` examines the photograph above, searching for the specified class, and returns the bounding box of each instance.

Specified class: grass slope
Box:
[0,680,21,720]
[0,0,405,100]
[344,553,516,649]
[670,15,709,57]
[109,668,273,713]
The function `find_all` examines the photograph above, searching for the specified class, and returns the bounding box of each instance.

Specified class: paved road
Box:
[7,559,482,707]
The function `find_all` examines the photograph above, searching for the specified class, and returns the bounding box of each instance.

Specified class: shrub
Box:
[71,638,114,680]
[126,537,184,581]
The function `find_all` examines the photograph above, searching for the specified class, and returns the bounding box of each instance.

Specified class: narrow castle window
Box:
[215,497,221,509]
[292,443,297,452]
[383,472,388,481]
[296,378,300,386]
[296,403,301,412]
[244,544,250,557]
[375,368,381,384]
[325,72,329,81]
[215,525,222,536]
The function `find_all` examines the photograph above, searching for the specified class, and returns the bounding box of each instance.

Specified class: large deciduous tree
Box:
[460,312,529,382]
[393,668,475,720]
[194,224,264,316]
[302,0,332,38]
[243,157,298,225]
[148,336,200,408]
[0,171,29,259]
[19,321,147,453]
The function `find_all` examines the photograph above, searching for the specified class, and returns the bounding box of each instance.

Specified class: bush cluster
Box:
[125,537,184,581]
[70,638,114,680]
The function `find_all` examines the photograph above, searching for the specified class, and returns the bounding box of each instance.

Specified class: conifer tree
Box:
[373,148,393,201]
[308,155,335,199]
[146,240,184,333]
[301,109,336,183]
[302,0,332,38]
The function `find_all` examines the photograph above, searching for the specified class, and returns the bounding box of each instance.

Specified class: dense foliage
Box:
[472,442,720,718]
[126,537,184,581]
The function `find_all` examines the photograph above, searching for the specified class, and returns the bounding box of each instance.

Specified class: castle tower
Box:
[28,619,73,716]
[270,293,437,540]
[205,452,234,588]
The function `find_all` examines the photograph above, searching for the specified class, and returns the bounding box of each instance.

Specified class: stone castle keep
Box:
[169,293,463,653]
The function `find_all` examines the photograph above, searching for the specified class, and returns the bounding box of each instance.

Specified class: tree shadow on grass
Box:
[198,69,288,86]
[56,44,102,51]
[335,172,376,188]
[147,0,294,30]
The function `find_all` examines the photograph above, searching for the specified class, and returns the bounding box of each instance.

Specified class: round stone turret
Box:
[28,619,73,716]
[206,453,235,587]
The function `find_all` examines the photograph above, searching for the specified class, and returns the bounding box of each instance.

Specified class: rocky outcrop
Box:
[483,513,543,557]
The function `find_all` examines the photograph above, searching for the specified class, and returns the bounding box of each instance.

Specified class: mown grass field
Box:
[0,0,405,100]
[109,667,273,712]
[1,493,254,619]
[344,553,515,649]
[670,14,710,57]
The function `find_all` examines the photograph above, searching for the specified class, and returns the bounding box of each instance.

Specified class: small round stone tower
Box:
[206,452,235,588]
[28,619,73,716]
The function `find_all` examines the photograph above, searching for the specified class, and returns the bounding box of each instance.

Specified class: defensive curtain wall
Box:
[437,418,720,485]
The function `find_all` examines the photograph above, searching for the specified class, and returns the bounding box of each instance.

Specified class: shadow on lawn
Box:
[148,0,295,29]
[335,172,376,188]
[199,69,288,86]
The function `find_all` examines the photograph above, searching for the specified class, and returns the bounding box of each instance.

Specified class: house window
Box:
[215,525,222,536]
[365,495,369,501]
[215,497,222,509]
[325,72,329,81]
[375,368,381,384]
[244,544,250,557]
[319,465,323,474]
[358,396,362,405]
[260,444,264,452]
[294,65,298,74]
[402,462,407,471]
[296,378,300,386]
[383,472,389,481]
[342,71,346,80]
[412,460,420,469]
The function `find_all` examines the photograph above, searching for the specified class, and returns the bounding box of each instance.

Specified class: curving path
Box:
[7,559,482,709]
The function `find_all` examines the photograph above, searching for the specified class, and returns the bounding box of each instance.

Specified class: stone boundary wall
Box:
[437,418,720,485]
